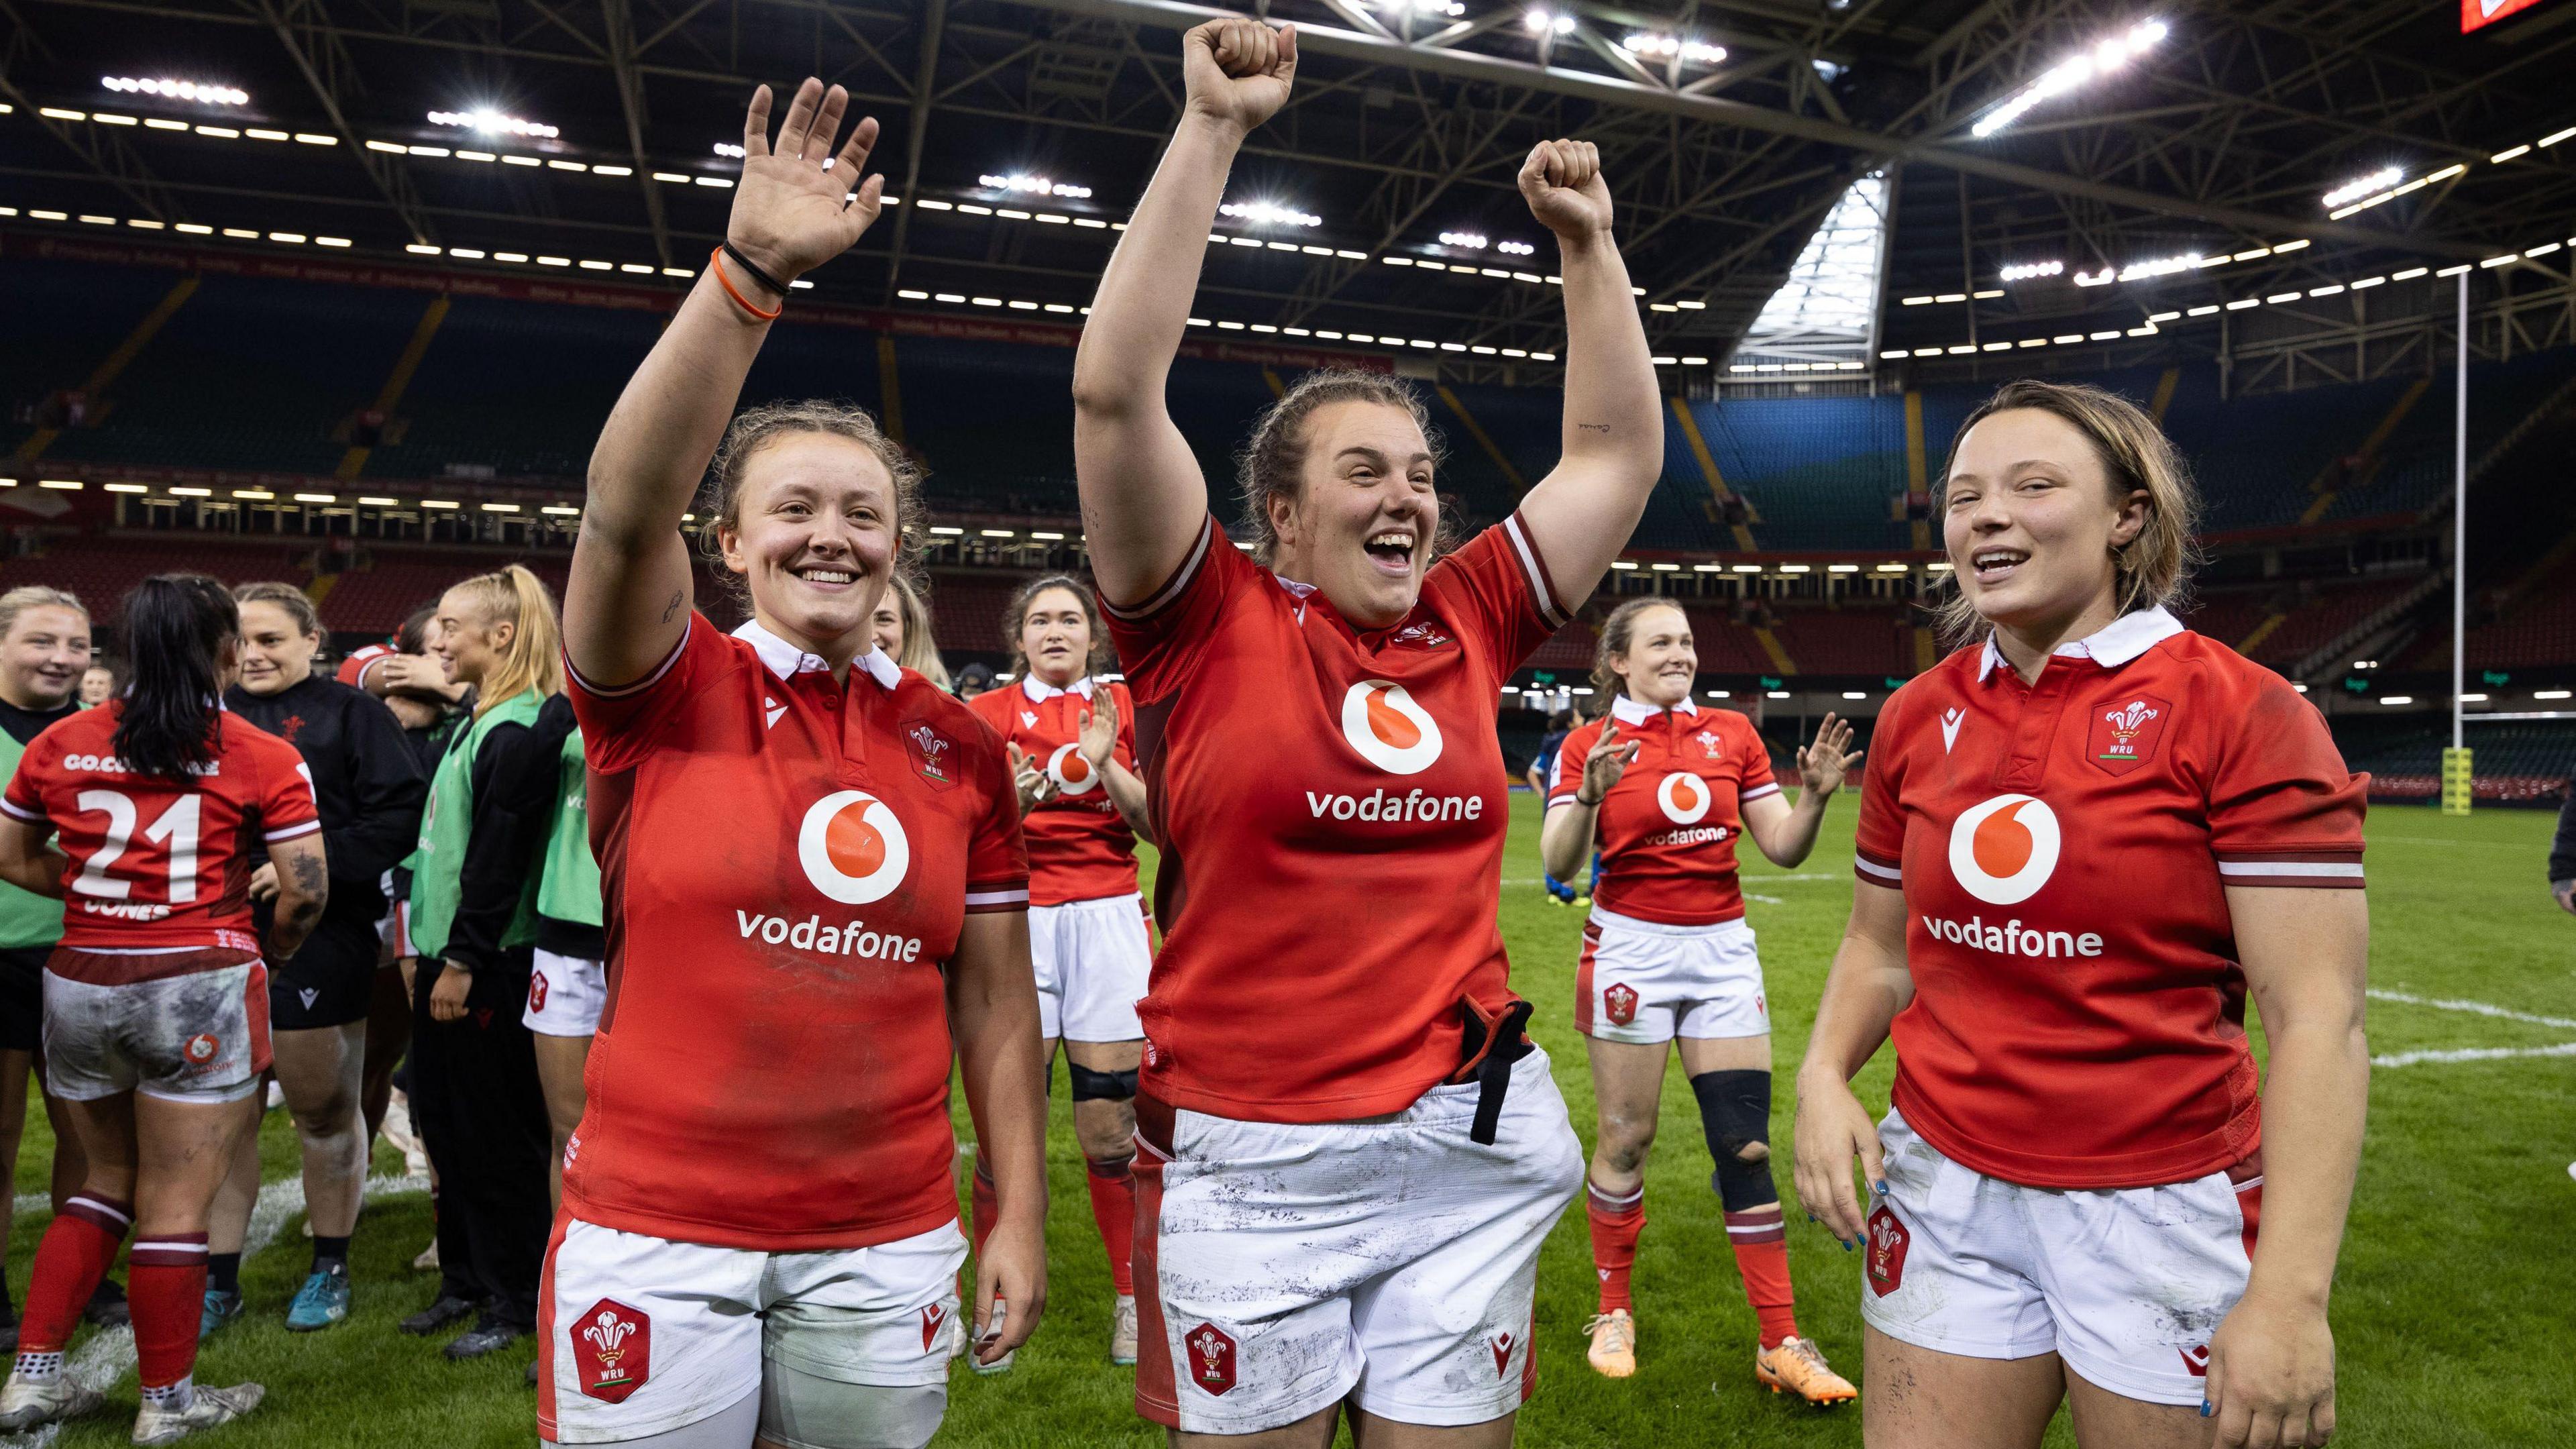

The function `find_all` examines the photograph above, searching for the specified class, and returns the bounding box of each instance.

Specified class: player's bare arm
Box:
[0,816,68,898]
[1540,723,1635,881]
[947,909,1050,1363]
[2203,885,2367,1449]
[1503,140,1664,606]
[265,833,331,963]
[1741,714,1862,869]
[1078,691,1151,841]
[1791,879,1914,1245]
[1071,18,1297,606]
[571,76,884,687]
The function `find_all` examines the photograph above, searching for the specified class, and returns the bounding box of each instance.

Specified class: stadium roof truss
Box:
[2,0,2572,388]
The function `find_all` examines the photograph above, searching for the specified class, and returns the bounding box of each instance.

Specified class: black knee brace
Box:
[1067,1062,1139,1102]
[1690,1069,1778,1213]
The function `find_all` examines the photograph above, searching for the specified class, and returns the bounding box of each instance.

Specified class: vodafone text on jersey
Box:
[732,790,926,960]
[1305,680,1489,824]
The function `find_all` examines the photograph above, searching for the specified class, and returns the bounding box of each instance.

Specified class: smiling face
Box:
[0,606,93,712]
[1018,586,1093,688]
[1611,603,1696,708]
[431,588,511,688]
[1269,399,1440,631]
[235,599,320,697]
[869,590,906,661]
[1943,407,2147,642]
[719,431,902,663]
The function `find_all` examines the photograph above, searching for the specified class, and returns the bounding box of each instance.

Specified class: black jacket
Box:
[227,674,427,930]
[442,694,562,973]
[2552,784,2576,885]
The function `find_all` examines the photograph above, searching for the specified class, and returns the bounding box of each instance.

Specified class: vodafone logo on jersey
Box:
[1945,794,2061,906]
[796,790,912,905]
[1339,681,1443,775]
[1656,771,1712,824]
[1046,741,1102,796]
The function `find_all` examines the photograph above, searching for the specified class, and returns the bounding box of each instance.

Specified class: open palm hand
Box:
[727,78,885,285]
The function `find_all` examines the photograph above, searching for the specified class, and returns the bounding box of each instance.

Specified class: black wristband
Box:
[720,241,791,300]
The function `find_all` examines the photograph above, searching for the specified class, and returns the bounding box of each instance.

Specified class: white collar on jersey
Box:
[731,619,902,690]
[1608,692,1699,725]
[1019,673,1095,704]
[1976,604,2184,682]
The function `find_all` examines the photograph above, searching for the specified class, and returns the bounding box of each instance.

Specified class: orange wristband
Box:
[709,246,783,321]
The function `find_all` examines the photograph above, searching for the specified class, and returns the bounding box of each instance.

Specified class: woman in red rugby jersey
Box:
[547,76,1047,1449]
[1540,597,1857,1401]
[965,576,1152,1369]
[1793,380,2369,1449]
[1073,17,1662,1442]
[0,574,326,1442]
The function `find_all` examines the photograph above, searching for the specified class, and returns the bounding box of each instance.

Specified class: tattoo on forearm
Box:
[661,589,685,623]
[287,851,328,920]
[1576,423,1611,433]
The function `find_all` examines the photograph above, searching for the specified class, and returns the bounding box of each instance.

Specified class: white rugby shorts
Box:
[44,955,270,1104]
[1134,1047,1583,1435]
[1575,909,1768,1044]
[1029,892,1150,1043]
[525,949,608,1037]
[1859,1106,2263,1407]
[537,1216,967,1444]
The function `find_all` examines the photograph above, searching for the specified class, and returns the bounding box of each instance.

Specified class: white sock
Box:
[12,1351,62,1383]
[139,1377,193,1412]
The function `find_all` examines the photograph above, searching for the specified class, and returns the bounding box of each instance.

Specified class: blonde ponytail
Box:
[451,564,564,714]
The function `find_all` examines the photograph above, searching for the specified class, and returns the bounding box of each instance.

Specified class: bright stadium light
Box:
[1220,200,1321,227]
[2321,167,2403,209]
[712,142,746,158]
[101,76,248,106]
[1621,34,1728,64]
[1439,231,1489,249]
[1970,18,2169,139]
[428,109,559,140]
[1998,259,2063,282]
[1381,0,1464,15]
[1523,9,1575,35]
[979,172,1093,199]
[1497,239,1536,256]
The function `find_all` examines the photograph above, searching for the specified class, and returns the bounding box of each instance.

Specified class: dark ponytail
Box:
[112,574,237,782]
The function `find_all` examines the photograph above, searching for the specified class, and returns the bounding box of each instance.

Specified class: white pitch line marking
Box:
[2373,1042,2576,1069]
[0,1171,425,1448]
[2367,987,2576,1031]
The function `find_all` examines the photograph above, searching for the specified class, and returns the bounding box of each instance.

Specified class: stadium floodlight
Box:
[1998,259,2063,282]
[713,142,746,158]
[1970,18,2168,139]
[1220,200,1322,227]
[101,77,248,106]
[1381,0,1464,15]
[1523,9,1576,35]
[2320,167,2402,209]
[1439,231,1489,249]
[1497,239,1536,256]
[428,109,559,140]
[979,172,1093,199]
[1621,34,1728,64]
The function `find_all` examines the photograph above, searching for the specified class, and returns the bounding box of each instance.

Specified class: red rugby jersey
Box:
[1,704,319,955]
[1104,513,1568,1122]
[335,644,394,690]
[565,616,1029,1250]
[967,676,1142,906]
[1851,608,2366,1190]
[1549,694,1778,926]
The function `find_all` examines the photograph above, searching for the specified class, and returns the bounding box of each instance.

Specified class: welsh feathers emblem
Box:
[1864,1205,1909,1297]
[2086,692,2172,777]
[573,1299,651,1403]
[1602,982,1640,1027]
[1185,1322,1237,1395]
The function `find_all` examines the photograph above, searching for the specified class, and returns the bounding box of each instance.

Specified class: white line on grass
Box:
[1503,872,1844,885]
[2373,1042,2576,1068]
[2367,987,2576,1031]
[2364,836,2528,849]
[0,1171,425,1448]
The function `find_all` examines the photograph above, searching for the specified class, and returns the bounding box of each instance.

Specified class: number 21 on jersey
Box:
[70,789,203,903]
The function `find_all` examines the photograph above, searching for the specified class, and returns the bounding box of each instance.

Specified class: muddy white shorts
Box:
[538,1216,967,1445]
[42,948,270,1104]
[1859,1106,2263,1407]
[1575,908,1768,1044]
[1134,1047,1583,1434]
[1029,892,1150,1043]
[525,949,608,1037]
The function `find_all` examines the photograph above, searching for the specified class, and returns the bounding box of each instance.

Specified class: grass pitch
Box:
[5,792,2569,1447]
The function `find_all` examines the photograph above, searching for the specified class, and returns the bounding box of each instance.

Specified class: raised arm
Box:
[568,79,884,686]
[1071,19,1297,606]
[1510,142,1664,605]
[1741,714,1861,868]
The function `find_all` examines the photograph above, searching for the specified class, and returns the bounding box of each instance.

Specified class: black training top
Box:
[225,673,429,930]
[0,697,77,749]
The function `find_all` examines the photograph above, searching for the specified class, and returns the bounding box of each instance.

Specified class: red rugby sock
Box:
[129,1232,210,1392]
[1585,1181,1644,1313]
[1725,1205,1800,1348]
[19,1193,131,1354]
[1085,1153,1137,1297]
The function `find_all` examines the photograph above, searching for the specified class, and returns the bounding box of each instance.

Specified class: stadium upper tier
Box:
[9,253,2571,557]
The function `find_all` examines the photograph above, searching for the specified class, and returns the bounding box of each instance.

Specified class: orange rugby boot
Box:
[1583,1309,1636,1378]
[1754,1336,1857,1406]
